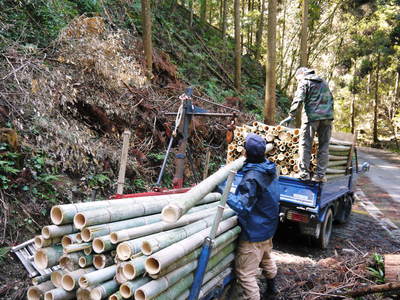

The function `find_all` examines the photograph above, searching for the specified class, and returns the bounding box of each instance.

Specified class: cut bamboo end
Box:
[92,239,105,253]
[50,271,65,288]
[61,275,75,292]
[77,288,92,300]
[291,137,299,143]
[145,257,160,275]
[109,292,122,300]
[50,207,64,225]
[90,288,102,300]
[116,243,132,261]
[122,263,136,280]
[84,247,92,256]
[120,284,133,298]
[79,256,89,268]
[81,229,92,242]
[141,241,152,256]
[134,289,145,300]
[61,236,74,248]
[27,288,41,300]
[73,213,87,230]
[76,233,82,243]
[110,233,118,244]
[34,250,48,269]
[161,204,181,223]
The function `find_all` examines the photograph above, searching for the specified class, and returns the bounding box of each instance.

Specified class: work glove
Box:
[279,116,293,126]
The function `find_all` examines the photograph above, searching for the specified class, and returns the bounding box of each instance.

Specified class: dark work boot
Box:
[262,277,278,299]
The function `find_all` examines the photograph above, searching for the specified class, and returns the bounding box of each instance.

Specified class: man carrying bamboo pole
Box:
[281,67,334,182]
[227,133,280,300]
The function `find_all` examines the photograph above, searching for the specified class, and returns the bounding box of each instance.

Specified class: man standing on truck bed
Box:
[281,67,334,182]
[227,133,280,300]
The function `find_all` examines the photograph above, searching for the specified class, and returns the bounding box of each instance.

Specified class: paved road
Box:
[358,149,400,204]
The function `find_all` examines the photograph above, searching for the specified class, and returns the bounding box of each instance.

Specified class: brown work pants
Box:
[235,238,277,300]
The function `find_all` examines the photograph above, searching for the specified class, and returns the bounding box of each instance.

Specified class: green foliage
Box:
[147,152,166,162]
[0,143,20,189]
[0,247,10,264]
[87,173,111,189]
[367,252,385,283]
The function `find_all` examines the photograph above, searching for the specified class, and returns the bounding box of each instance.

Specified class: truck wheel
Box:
[316,208,333,249]
[335,194,353,224]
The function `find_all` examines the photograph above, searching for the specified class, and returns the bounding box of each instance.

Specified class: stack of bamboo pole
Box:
[227,122,353,179]
[27,158,244,300]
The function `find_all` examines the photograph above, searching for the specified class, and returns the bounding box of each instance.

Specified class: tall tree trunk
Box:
[241,0,245,53]
[209,0,213,24]
[296,0,309,127]
[221,0,228,39]
[200,0,207,26]
[299,0,309,67]
[141,0,153,79]
[189,0,193,27]
[255,0,266,60]
[351,93,356,134]
[234,0,242,90]
[264,0,277,125]
[279,0,287,87]
[373,52,381,145]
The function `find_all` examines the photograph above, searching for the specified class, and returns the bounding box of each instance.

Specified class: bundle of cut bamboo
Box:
[227,122,353,179]
[27,158,244,300]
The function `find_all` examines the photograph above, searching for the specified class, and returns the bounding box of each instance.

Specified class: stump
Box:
[384,254,400,282]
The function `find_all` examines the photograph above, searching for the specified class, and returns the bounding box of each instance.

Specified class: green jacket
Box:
[289,71,334,123]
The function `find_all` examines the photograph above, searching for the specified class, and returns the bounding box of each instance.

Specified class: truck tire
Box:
[316,208,333,249]
[335,194,353,224]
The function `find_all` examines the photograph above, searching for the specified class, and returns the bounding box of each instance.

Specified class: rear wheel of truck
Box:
[335,194,353,224]
[316,208,333,249]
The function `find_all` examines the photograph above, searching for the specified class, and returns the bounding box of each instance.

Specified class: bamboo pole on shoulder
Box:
[74,193,221,229]
[161,157,245,223]
[145,217,237,275]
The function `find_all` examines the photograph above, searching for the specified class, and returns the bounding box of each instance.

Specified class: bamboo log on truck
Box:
[74,192,221,229]
[78,265,117,288]
[135,243,235,300]
[116,234,160,261]
[34,245,64,269]
[149,226,240,279]
[119,277,151,299]
[161,157,245,223]
[27,281,55,300]
[83,202,218,242]
[141,210,235,255]
[145,217,237,275]
[44,287,75,300]
[61,267,95,291]
[51,191,214,225]
[152,253,235,300]
[89,279,119,300]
